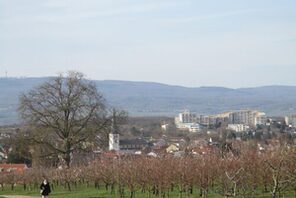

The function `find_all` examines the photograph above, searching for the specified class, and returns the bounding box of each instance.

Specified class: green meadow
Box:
[1,184,295,198]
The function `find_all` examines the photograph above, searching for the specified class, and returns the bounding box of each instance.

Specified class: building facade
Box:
[177,110,197,123]
[229,110,266,127]
[285,114,296,127]
[227,124,250,132]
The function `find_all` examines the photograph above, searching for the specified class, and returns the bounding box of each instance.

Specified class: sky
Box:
[0,0,296,88]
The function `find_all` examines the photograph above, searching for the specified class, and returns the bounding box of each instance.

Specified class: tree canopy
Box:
[19,72,109,167]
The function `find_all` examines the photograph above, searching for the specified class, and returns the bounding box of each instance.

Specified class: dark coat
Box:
[40,182,51,196]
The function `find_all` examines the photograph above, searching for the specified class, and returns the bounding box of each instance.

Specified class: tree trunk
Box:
[264,181,268,192]
[272,176,278,198]
[66,181,71,191]
[233,182,237,198]
[111,183,115,194]
[179,190,183,198]
[202,189,208,198]
[95,181,99,189]
[186,188,190,198]
[65,150,71,168]
[148,187,151,198]
[118,185,125,198]
[130,189,135,198]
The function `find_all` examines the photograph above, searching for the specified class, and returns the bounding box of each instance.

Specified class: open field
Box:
[1,196,37,198]
[1,185,295,198]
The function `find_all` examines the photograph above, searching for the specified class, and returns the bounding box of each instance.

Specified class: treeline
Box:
[0,147,295,198]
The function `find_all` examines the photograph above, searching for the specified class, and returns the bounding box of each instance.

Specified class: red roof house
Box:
[0,164,28,174]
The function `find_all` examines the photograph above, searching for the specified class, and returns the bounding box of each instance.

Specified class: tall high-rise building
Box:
[285,114,296,127]
[229,110,266,127]
[177,110,197,123]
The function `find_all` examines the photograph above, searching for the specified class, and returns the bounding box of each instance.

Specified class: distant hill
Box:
[1,77,296,125]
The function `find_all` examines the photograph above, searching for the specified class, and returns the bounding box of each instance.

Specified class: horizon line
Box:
[0,75,295,90]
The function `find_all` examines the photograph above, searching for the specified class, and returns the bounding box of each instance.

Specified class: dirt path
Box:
[2,196,39,198]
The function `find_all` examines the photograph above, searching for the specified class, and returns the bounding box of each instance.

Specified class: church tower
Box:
[109,133,119,151]
[109,111,120,151]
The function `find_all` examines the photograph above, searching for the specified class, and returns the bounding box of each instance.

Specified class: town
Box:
[1,109,296,164]
[0,107,295,198]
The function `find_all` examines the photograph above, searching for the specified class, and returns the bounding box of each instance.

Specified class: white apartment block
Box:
[227,124,250,132]
[161,124,169,131]
[177,110,197,123]
[285,114,296,127]
[175,122,200,132]
[188,123,200,132]
[254,112,267,125]
[176,110,232,127]
[175,110,266,130]
[175,110,200,132]
[229,110,266,127]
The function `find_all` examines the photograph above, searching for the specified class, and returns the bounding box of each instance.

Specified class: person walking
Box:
[40,179,51,198]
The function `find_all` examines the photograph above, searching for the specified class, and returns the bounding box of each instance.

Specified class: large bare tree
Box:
[19,71,108,167]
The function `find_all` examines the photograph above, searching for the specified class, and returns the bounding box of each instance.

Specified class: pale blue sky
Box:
[0,0,296,88]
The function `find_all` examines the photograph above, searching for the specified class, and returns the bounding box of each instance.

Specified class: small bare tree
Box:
[265,147,296,198]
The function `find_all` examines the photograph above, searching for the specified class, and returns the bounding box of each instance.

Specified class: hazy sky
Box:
[1,0,296,88]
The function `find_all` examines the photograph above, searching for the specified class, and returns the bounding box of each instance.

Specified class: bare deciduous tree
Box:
[19,71,107,167]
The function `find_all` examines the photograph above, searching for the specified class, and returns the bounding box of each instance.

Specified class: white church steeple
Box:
[109,111,120,151]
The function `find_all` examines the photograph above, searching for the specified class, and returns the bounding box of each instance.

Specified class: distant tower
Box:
[109,111,120,151]
[109,133,119,151]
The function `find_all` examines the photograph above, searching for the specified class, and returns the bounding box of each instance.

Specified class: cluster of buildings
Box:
[108,130,204,157]
[175,109,267,132]
[107,129,285,158]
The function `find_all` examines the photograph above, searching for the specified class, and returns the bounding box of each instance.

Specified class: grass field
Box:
[1,184,295,198]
